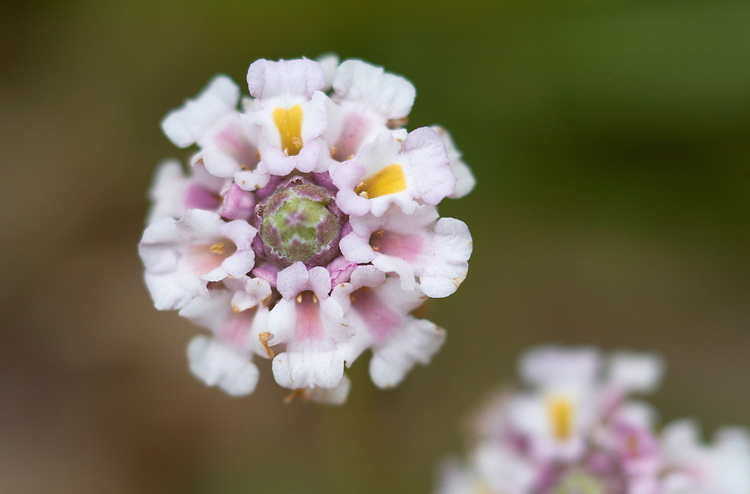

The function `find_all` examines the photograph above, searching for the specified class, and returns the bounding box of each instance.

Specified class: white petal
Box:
[333,59,416,119]
[432,125,476,199]
[369,317,445,389]
[178,289,232,332]
[187,336,259,396]
[403,127,455,205]
[272,345,346,389]
[161,75,240,148]
[607,351,664,393]
[276,262,310,299]
[419,217,472,298]
[519,345,600,388]
[247,58,325,100]
[307,374,351,405]
[146,159,189,224]
[316,53,340,91]
[144,270,205,311]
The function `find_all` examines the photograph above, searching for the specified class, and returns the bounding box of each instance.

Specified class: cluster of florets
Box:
[138,56,475,404]
[436,346,750,494]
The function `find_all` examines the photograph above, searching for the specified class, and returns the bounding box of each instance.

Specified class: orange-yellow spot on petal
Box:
[210,242,226,254]
[354,164,407,198]
[258,332,275,359]
[273,104,304,156]
[284,388,309,404]
[548,397,573,441]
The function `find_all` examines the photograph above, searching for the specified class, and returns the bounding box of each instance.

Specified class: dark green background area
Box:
[1,1,749,492]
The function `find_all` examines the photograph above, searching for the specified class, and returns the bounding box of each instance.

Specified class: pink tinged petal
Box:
[332,59,416,119]
[371,230,424,264]
[295,292,325,340]
[333,111,376,161]
[220,183,256,221]
[185,182,221,210]
[612,423,660,476]
[367,275,426,315]
[161,75,240,148]
[247,58,326,100]
[187,336,259,396]
[187,242,233,280]
[269,297,350,386]
[333,268,415,366]
[202,219,257,281]
[369,317,446,389]
[326,256,357,286]
[140,218,213,310]
[344,207,444,292]
[268,283,349,353]
[190,158,229,192]
[339,129,451,217]
[218,308,259,348]
[140,211,250,306]
[252,262,279,288]
[200,113,260,178]
[432,125,476,199]
[349,286,403,342]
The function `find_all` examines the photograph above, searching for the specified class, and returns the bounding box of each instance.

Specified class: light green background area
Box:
[1,1,749,493]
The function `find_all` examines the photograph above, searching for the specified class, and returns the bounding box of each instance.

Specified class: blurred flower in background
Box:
[139,56,474,403]
[436,346,750,494]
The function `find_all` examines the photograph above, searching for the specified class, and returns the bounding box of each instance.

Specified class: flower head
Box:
[435,346,750,494]
[139,56,474,404]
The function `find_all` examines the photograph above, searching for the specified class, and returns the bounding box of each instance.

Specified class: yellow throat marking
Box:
[548,397,574,441]
[354,164,407,198]
[210,242,226,254]
[273,104,304,156]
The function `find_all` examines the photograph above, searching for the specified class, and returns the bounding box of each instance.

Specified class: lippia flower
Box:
[139,56,474,404]
[435,346,750,494]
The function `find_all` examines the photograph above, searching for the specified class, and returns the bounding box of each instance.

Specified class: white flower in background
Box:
[435,346,750,494]
[139,56,474,404]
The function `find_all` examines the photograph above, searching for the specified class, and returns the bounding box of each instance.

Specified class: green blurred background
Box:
[2,1,749,492]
